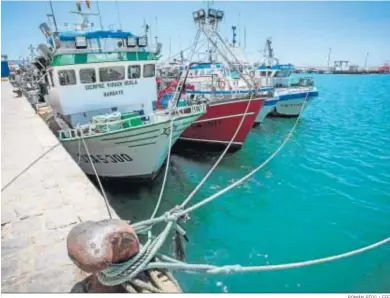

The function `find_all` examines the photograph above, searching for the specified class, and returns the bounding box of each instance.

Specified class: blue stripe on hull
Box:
[264,99,278,106]
[278,91,319,101]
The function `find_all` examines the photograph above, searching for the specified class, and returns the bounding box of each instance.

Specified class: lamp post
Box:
[364,52,369,71]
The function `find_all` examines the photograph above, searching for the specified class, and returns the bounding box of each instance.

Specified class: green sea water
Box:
[105,74,390,293]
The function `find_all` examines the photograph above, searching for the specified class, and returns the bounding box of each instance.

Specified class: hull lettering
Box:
[193,120,222,129]
[77,153,133,164]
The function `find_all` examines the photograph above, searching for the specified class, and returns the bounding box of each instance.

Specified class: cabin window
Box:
[128,65,141,79]
[260,71,271,77]
[99,66,125,82]
[58,70,76,86]
[80,68,96,84]
[274,70,289,78]
[143,64,155,78]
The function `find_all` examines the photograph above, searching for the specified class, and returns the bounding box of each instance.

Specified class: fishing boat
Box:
[35,4,205,180]
[156,9,273,150]
[182,62,275,128]
[254,39,319,117]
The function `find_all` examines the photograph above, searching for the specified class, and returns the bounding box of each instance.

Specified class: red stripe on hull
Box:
[180,98,264,146]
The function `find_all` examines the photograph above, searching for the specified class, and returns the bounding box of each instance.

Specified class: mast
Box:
[263,38,274,66]
[114,0,123,30]
[48,0,58,32]
[28,44,35,63]
[205,0,214,54]
[232,26,237,48]
[96,0,104,29]
[169,36,172,63]
[142,19,150,40]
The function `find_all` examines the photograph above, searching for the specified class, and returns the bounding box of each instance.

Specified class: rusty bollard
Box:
[67,219,140,293]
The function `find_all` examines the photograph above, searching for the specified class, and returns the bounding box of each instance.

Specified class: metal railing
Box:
[58,104,206,141]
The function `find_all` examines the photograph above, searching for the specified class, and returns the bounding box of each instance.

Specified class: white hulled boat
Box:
[36,5,205,180]
[254,38,319,117]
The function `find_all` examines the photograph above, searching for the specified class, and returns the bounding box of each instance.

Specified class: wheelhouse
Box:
[187,63,227,79]
[42,29,159,127]
[255,64,295,88]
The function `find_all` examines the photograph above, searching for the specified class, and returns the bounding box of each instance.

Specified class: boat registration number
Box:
[194,120,222,129]
[280,103,303,108]
[77,153,133,164]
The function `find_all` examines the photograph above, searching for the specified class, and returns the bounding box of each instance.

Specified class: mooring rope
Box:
[146,236,390,274]
[148,118,175,234]
[80,132,113,219]
[178,28,260,210]
[1,143,60,192]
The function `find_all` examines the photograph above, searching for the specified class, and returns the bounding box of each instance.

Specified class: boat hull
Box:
[270,87,318,117]
[61,113,201,179]
[254,96,279,124]
[179,98,264,149]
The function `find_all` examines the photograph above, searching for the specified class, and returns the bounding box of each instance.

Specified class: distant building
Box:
[334,60,349,72]
[349,64,359,73]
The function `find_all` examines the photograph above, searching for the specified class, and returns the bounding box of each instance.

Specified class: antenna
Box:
[205,0,214,10]
[114,0,123,30]
[142,19,149,37]
[155,16,158,43]
[244,26,246,50]
[70,1,99,31]
[238,12,241,47]
[149,20,153,44]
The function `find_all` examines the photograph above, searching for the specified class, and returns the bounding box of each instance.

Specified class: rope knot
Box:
[163,211,179,223]
[163,205,186,223]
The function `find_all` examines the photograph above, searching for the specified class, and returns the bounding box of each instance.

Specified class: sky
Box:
[1,1,390,67]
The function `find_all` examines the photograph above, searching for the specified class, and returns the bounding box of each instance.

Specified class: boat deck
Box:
[1,82,117,292]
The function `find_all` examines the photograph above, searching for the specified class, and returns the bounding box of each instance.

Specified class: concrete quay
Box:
[1,82,117,292]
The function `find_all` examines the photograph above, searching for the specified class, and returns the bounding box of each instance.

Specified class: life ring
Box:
[218,80,226,89]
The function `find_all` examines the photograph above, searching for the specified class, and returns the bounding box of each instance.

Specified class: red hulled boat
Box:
[179,98,264,150]
[156,78,265,150]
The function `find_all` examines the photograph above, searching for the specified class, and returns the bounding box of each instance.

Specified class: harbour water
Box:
[104,74,390,292]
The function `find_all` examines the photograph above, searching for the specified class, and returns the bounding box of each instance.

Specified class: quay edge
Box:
[1,82,118,292]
